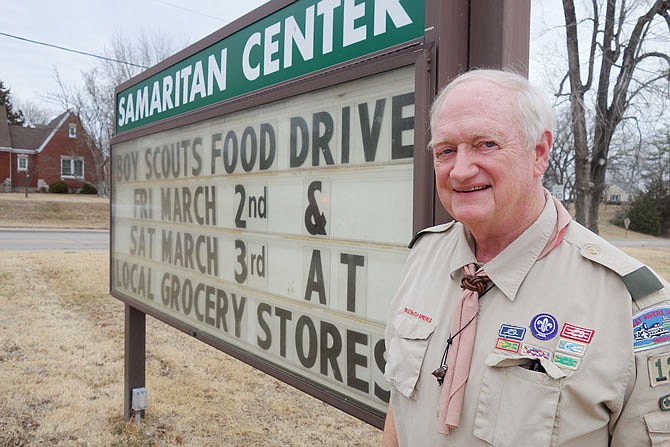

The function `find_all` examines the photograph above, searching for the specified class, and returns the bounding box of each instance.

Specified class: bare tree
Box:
[544,104,576,201]
[641,125,670,186]
[603,115,646,197]
[16,100,54,127]
[49,31,183,196]
[560,0,670,233]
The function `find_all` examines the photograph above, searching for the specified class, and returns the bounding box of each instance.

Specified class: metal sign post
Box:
[123,305,146,420]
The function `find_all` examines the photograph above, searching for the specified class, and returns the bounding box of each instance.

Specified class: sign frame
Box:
[112,0,431,428]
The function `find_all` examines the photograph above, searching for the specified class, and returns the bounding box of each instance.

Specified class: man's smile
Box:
[454,185,491,193]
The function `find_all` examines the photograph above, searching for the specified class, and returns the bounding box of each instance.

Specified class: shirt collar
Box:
[448,193,557,301]
[448,225,478,279]
[485,193,557,301]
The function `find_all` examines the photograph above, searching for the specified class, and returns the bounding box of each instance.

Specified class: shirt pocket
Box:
[644,412,670,446]
[384,314,436,398]
[473,352,563,447]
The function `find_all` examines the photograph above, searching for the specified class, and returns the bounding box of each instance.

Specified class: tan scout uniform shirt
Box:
[385,197,670,446]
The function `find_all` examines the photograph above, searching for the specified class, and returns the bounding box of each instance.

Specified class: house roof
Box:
[0,105,70,151]
[46,111,68,128]
[9,125,52,150]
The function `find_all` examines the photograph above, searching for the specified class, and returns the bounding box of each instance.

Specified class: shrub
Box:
[80,183,98,195]
[48,181,69,194]
[627,195,662,236]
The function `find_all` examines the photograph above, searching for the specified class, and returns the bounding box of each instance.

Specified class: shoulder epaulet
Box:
[408,221,456,249]
[620,266,665,301]
[564,224,665,301]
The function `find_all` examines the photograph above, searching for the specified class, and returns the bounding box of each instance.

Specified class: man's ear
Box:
[533,130,552,177]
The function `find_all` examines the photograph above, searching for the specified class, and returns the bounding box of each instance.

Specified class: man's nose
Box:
[450,145,478,180]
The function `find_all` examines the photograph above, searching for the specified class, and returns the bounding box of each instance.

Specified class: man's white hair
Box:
[429,69,555,150]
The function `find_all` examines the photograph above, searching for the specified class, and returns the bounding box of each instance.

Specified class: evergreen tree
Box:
[625,180,670,237]
[627,194,662,236]
[645,178,670,237]
[0,81,25,125]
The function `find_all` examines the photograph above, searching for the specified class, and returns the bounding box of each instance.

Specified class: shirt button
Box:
[587,245,600,255]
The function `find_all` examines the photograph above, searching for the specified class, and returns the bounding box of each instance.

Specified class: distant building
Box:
[604,182,635,204]
[0,105,97,192]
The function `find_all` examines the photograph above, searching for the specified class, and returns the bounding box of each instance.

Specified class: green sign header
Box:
[115,0,424,133]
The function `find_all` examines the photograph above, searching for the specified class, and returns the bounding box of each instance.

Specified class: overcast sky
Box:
[0,0,564,117]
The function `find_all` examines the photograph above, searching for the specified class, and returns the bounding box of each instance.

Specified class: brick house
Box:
[0,105,97,192]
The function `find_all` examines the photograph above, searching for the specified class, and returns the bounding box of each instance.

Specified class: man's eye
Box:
[479,141,497,150]
[436,147,455,157]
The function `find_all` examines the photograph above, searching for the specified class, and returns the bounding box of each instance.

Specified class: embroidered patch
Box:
[647,352,670,388]
[498,324,526,341]
[530,313,558,341]
[560,323,595,344]
[521,343,551,361]
[557,338,588,357]
[495,337,521,353]
[660,394,670,411]
[633,306,670,352]
[554,352,581,370]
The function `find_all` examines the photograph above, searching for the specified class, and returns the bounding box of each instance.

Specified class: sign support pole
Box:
[124,304,146,420]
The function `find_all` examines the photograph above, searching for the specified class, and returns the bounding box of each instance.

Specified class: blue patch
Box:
[633,306,670,352]
[498,324,526,341]
[530,313,559,341]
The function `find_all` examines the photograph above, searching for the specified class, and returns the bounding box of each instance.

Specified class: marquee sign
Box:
[112,66,415,418]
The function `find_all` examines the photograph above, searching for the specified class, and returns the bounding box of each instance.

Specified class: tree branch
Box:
[584,0,601,90]
[635,51,670,66]
[610,0,670,124]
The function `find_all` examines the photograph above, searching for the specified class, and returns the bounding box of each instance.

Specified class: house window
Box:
[61,157,84,178]
[68,124,77,139]
[17,155,28,171]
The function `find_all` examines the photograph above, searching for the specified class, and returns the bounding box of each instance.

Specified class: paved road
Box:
[0,228,109,250]
[610,239,670,248]
[0,228,667,251]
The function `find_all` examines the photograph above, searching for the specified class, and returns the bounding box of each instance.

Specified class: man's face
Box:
[431,80,547,235]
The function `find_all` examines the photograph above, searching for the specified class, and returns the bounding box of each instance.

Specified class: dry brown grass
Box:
[596,203,663,241]
[0,251,381,446]
[0,192,109,229]
[621,247,670,280]
[0,194,668,446]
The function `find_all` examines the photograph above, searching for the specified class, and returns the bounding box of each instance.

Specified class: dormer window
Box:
[68,123,77,139]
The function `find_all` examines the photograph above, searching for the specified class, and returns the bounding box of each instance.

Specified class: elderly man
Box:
[382,70,670,446]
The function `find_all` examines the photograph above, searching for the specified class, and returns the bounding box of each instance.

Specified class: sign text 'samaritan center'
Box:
[115,0,423,132]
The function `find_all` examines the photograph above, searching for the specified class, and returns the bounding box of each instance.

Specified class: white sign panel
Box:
[111,66,415,414]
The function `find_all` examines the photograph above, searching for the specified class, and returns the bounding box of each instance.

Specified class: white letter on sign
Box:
[243,32,262,81]
[343,0,366,47]
[374,0,412,36]
[317,0,340,54]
